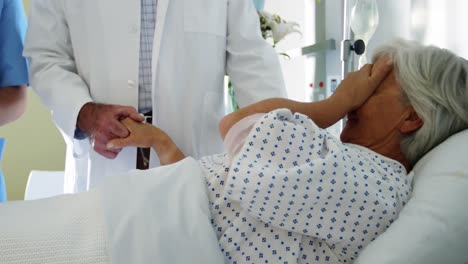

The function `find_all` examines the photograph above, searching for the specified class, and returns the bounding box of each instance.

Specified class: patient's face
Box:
[340,70,409,150]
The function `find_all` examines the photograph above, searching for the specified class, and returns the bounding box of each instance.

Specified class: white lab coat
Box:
[24,0,286,193]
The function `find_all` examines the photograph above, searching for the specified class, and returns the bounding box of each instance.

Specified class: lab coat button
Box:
[127,80,136,88]
[129,25,139,34]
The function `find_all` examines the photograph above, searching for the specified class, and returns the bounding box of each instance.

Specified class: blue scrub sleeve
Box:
[0,0,29,87]
[0,171,6,202]
[0,138,6,202]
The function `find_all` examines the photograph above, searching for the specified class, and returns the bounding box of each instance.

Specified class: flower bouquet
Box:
[228,10,301,111]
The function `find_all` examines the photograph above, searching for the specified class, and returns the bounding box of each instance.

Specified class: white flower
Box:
[258,10,274,39]
[258,10,274,25]
[257,10,301,47]
[271,20,301,45]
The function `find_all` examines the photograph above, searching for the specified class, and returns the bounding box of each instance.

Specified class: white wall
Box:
[413,0,468,60]
[0,90,66,201]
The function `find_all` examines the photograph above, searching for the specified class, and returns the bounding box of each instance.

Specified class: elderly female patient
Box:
[103,39,468,263]
[1,39,468,263]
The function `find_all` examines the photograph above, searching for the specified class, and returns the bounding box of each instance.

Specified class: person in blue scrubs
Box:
[0,0,29,202]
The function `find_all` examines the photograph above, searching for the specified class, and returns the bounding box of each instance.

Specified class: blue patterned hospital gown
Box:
[199,109,412,264]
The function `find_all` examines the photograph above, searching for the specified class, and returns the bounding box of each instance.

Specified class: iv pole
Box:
[341,0,353,79]
[340,0,365,127]
[341,0,365,79]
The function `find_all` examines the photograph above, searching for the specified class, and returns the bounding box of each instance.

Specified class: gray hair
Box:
[372,39,468,166]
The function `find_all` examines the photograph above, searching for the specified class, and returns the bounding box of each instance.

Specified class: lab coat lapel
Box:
[151,0,169,90]
[148,0,169,168]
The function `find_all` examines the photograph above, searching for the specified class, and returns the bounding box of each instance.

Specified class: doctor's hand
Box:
[107,118,185,166]
[77,102,145,159]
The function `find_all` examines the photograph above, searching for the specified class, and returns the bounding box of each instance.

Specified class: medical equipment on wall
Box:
[302,0,336,103]
[286,0,368,136]
[289,0,377,135]
[300,0,370,103]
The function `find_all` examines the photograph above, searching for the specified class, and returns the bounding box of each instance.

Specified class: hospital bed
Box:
[5,158,225,263]
[21,129,468,263]
[24,170,64,200]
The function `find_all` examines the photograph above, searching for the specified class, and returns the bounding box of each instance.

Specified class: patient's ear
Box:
[399,107,423,134]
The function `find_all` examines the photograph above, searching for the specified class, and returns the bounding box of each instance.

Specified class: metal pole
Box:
[340,0,353,131]
[341,0,352,80]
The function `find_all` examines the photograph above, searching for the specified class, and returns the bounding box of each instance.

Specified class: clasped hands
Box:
[76,103,151,159]
[76,103,184,165]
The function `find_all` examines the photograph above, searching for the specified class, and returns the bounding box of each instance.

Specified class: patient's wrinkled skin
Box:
[107,119,184,166]
[340,70,423,170]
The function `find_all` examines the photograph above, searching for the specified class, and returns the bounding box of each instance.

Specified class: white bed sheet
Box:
[0,157,224,264]
[100,157,224,264]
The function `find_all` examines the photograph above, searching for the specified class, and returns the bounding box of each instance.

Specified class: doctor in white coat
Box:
[24,0,286,193]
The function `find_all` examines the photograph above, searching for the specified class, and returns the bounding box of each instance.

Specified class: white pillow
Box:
[356,130,468,264]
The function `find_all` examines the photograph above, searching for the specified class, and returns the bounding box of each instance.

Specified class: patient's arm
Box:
[107,118,185,166]
[219,57,392,139]
[219,97,343,140]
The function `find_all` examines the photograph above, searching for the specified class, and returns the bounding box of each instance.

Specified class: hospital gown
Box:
[199,109,412,264]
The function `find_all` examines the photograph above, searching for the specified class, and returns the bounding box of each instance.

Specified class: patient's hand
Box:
[331,56,393,112]
[77,102,145,159]
[107,118,156,148]
[107,118,185,166]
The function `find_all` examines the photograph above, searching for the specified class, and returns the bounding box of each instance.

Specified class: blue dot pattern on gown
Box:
[199,109,411,264]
